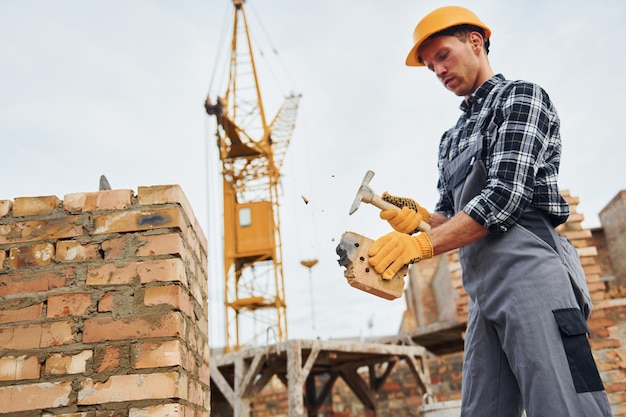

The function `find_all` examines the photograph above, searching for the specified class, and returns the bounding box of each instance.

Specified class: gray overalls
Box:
[441,81,611,417]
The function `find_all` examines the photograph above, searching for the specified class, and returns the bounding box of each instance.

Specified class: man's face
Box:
[420,34,482,97]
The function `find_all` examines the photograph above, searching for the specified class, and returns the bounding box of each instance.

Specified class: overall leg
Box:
[483,229,611,417]
[495,293,611,417]
[461,298,523,417]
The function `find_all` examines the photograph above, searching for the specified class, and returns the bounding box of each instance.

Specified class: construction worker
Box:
[367,6,611,417]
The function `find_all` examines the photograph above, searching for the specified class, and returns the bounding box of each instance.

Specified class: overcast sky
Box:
[1,1,624,348]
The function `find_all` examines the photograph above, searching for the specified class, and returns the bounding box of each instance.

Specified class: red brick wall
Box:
[0,185,210,416]
[599,190,626,287]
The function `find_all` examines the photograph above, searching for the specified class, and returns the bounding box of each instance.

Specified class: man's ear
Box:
[468,31,484,54]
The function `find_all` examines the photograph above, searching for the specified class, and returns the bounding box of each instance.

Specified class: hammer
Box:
[349,170,430,232]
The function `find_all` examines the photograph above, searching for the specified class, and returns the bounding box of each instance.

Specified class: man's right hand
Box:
[380,192,430,234]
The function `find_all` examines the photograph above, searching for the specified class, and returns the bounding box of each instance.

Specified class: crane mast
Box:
[206,0,300,351]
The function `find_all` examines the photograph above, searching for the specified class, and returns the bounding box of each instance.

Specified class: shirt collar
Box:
[459,74,506,113]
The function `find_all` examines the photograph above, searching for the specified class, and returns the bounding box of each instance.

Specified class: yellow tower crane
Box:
[205,0,301,352]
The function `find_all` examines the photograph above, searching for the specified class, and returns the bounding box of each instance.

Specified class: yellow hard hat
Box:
[406,6,491,67]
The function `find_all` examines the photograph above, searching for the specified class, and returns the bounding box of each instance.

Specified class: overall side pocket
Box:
[553,308,604,393]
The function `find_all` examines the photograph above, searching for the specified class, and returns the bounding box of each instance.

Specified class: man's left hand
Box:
[368,231,434,279]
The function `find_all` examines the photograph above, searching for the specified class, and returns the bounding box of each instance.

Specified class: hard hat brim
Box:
[405,33,432,67]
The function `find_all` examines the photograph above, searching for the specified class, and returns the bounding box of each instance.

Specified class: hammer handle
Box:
[369,194,431,232]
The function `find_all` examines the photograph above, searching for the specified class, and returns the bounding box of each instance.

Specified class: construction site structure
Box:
[205,0,301,351]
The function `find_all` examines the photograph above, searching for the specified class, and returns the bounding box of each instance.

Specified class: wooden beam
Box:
[369,360,396,392]
[210,362,236,406]
[305,372,339,415]
[340,367,376,411]
[287,340,305,417]
[233,357,252,417]
[404,354,432,395]
[240,353,266,398]
[247,360,282,397]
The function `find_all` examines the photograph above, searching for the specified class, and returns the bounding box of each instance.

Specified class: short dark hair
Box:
[418,24,490,64]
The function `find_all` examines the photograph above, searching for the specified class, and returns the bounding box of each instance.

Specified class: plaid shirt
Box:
[435,74,570,234]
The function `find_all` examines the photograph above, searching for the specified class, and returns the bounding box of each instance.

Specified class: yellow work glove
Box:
[368,231,434,280]
[381,191,430,235]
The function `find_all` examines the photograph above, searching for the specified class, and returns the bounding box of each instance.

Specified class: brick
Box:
[199,362,210,386]
[564,229,593,240]
[77,371,188,405]
[188,268,208,308]
[0,216,83,244]
[0,355,41,381]
[129,403,194,417]
[45,350,93,375]
[0,199,12,217]
[47,292,92,318]
[0,249,5,268]
[0,302,43,324]
[41,320,78,347]
[600,369,626,383]
[56,240,101,262]
[8,242,55,268]
[144,284,194,319]
[611,403,626,417]
[0,323,42,350]
[91,206,184,235]
[64,189,133,213]
[95,412,123,417]
[134,339,185,369]
[99,291,115,312]
[137,185,208,252]
[582,264,603,276]
[588,280,607,292]
[83,311,185,343]
[606,381,626,393]
[135,233,185,257]
[0,266,72,296]
[86,262,140,286]
[137,184,191,216]
[186,326,209,363]
[567,212,585,224]
[87,258,187,286]
[590,338,622,350]
[0,380,72,413]
[12,195,62,217]
[101,234,141,260]
[589,317,617,330]
[43,413,89,417]
[101,233,191,262]
[607,391,626,405]
[0,320,76,349]
[577,246,598,257]
[187,380,204,409]
[97,345,121,372]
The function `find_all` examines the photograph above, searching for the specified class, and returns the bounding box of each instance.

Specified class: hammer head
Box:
[349,170,376,215]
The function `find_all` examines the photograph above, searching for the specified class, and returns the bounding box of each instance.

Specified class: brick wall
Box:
[0,185,210,416]
[599,190,626,287]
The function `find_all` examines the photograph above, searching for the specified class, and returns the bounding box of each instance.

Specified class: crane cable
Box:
[205,2,231,349]
[206,3,231,99]
[248,2,297,96]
